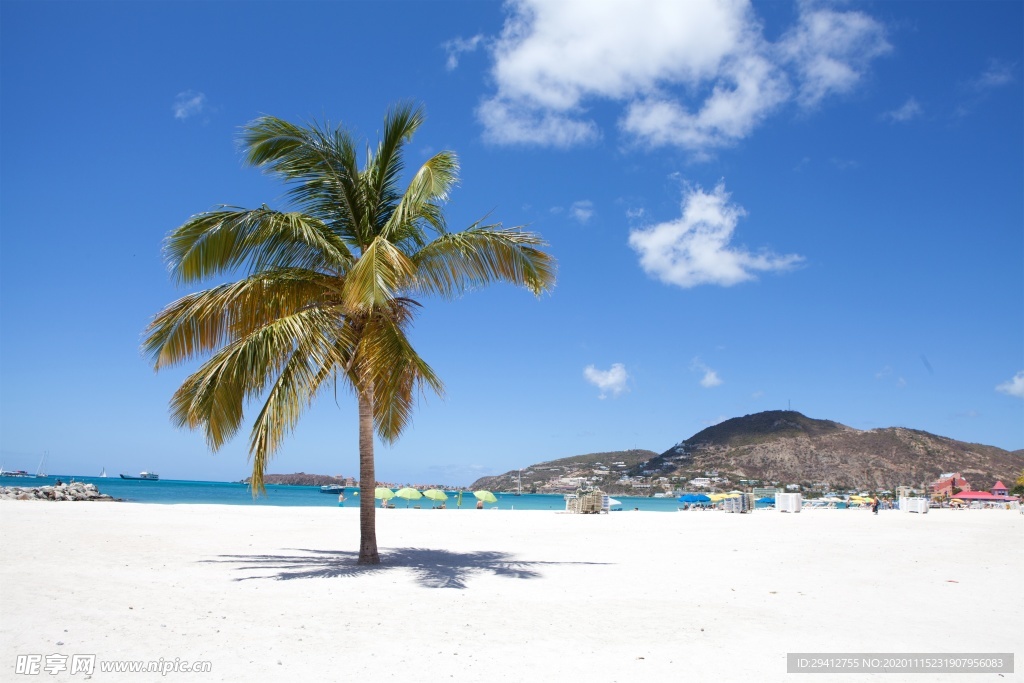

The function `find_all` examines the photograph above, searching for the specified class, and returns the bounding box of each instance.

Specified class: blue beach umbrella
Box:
[678,494,711,503]
[756,497,775,504]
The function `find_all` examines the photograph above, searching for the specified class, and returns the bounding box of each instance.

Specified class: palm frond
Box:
[411,223,557,298]
[342,237,416,309]
[381,151,459,244]
[240,117,366,246]
[365,103,424,239]
[143,268,342,370]
[165,207,352,284]
[246,336,340,493]
[357,313,443,441]
[167,307,340,452]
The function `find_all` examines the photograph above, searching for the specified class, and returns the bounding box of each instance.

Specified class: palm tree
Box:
[143,103,556,564]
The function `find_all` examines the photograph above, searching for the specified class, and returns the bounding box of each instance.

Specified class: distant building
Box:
[991,481,1009,496]
[785,483,801,491]
[689,477,711,488]
[931,472,971,497]
[752,486,778,498]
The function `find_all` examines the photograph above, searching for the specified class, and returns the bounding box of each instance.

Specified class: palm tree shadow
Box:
[206,547,608,589]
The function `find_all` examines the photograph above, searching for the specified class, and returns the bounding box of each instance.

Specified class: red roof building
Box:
[948,490,1018,502]
[991,481,1009,496]
[931,472,972,497]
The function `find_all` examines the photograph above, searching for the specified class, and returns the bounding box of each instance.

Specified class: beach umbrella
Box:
[708,493,730,502]
[756,497,775,504]
[473,490,497,504]
[394,487,422,507]
[423,489,448,504]
[374,487,395,500]
[678,494,711,503]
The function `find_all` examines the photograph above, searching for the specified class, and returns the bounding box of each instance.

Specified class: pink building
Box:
[931,472,972,497]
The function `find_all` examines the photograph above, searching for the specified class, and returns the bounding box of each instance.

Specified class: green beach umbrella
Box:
[423,489,448,503]
[374,487,395,500]
[473,490,497,504]
[394,487,422,507]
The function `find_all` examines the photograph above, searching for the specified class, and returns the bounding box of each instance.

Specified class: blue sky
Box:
[1,0,1021,485]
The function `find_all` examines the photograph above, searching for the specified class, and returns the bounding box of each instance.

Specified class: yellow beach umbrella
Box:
[374,487,395,500]
[394,487,422,507]
[423,489,448,503]
[473,490,497,504]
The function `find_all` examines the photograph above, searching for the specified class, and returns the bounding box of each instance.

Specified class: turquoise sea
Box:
[0,474,701,511]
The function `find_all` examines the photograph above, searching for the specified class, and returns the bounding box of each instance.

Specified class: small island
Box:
[237,472,351,487]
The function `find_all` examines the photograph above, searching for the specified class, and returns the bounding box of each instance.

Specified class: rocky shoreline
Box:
[0,482,118,502]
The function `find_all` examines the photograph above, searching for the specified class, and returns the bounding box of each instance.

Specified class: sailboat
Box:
[100,467,107,478]
[33,452,48,478]
[514,469,522,496]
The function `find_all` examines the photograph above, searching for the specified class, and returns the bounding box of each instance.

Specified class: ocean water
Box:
[0,474,705,511]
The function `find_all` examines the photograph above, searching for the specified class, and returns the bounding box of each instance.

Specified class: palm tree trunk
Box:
[357,387,380,564]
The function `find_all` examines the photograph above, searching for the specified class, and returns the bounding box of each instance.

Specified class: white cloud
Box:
[628,182,802,288]
[173,90,207,120]
[996,371,1024,398]
[691,358,723,388]
[478,97,599,147]
[475,0,889,154]
[570,200,595,224]
[701,369,722,388]
[882,97,922,123]
[973,59,1015,90]
[444,34,486,70]
[776,5,891,108]
[583,363,629,399]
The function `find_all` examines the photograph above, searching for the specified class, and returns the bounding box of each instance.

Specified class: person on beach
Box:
[337,493,345,507]
[476,500,483,509]
[871,497,879,514]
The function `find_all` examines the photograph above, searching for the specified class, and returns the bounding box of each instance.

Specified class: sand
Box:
[1,502,1020,682]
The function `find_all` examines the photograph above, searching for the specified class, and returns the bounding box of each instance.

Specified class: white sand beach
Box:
[1,503,1020,682]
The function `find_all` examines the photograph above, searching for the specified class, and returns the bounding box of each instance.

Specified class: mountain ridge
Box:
[472,411,1022,493]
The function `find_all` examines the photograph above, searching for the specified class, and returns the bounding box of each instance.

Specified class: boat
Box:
[0,467,31,478]
[120,472,159,481]
[100,467,107,478]
[34,452,48,478]
[319,484,345,494]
